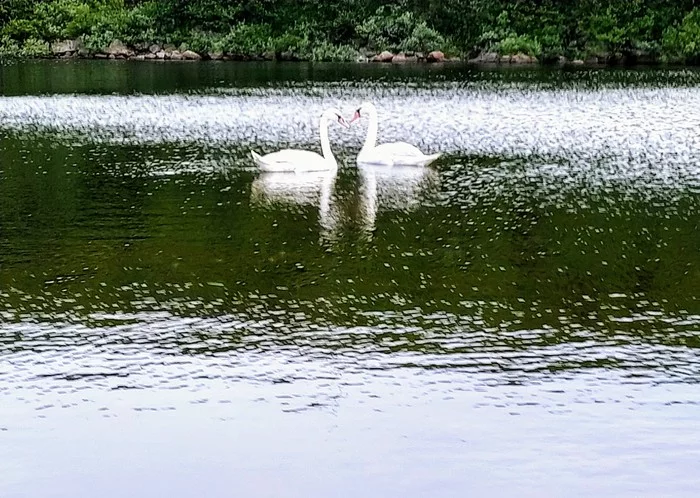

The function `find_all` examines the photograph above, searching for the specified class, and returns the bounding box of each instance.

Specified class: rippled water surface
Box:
[1,61,699,497]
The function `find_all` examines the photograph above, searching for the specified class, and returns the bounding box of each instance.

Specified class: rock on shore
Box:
[37,38,465,64]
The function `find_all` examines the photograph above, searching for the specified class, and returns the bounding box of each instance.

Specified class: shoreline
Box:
[0,39,679,68]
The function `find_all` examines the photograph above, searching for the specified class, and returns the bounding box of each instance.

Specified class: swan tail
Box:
[251,150,265,167]
[417,152,442,167]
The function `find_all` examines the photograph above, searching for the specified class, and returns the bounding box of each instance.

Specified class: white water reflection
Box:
[248,165,439,242]
[357,165,438,236]
[1,86,700,178]
[250,170,340,242]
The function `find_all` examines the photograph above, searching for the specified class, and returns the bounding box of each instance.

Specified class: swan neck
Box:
[319,116,337,166]
[362,109,378,153]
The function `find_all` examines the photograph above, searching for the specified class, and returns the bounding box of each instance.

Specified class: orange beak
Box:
[349,110,361,125]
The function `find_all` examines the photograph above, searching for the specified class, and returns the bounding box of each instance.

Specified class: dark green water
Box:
[1,60,699,498]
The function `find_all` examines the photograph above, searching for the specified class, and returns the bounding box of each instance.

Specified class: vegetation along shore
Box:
[2,1,700,65]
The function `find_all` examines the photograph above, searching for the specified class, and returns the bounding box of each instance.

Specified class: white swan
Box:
[350,102,441,167]
[251,108,349,172]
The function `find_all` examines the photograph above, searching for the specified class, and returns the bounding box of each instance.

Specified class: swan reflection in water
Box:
[249,164,438,243]
[357,164,439,238]
[250,169,340,242]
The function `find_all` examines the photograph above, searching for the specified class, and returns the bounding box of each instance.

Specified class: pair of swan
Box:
[250,102,441,172]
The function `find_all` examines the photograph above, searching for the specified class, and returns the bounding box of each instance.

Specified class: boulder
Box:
[371,50,394,62]
[279,51,298,61]
[355,55,369,63]
[105,39,130,57]
[633,51,657,65]
[511,53,532,64]
[149,44,161,54]
[208,51,224,60]
[144,53,156,60]
[169,50,183,60]
[572,59,585,65]
[155,50,166,59]
[95,53,108,59]
[469,52,498,63]
[427,50,445,62]
[182,50,201,60]
[133,42,150,53]
[500,55,511,63]
[391,52,418,63]
[51,39,80,55]
[359,47,373,56]
[163,44,177,53]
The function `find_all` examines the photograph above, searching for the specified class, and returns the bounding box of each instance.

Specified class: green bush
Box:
[217,23,273,56]
[1,0,699,63]
[400,22,448,53]
[272,33,311,59]
[477,10,514,50]
[183,30,222,54]
[2,19,39,42]
[662,8,700,61]
[0,34,50,58]
[356,7,418,52]
[26,0,93,41]
[495,34,542,56]
[311,41,358,62]
[21,37,51,57]
[535,27,565,61]
[78,2,165,51]
[0,35,21,57]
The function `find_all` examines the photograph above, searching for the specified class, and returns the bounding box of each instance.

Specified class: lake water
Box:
[1,60,699,497]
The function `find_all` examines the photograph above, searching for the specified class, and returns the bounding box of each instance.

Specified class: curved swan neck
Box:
[319,115,337,166]
[361,104,378,153]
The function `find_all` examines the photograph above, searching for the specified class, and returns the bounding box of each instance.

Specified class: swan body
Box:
[351,102,441,167]
[251,108,348,172]
[251,149,332,172]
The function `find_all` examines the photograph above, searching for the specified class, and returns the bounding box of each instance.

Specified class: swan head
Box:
[323,108,350,129]
[349,102,376,125]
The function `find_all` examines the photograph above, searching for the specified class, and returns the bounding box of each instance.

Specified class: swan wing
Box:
[251,149,331,172]
[373,142,425,157]
[358,142,441,167]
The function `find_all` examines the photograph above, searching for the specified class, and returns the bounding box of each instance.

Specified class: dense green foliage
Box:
[2,0,700,62]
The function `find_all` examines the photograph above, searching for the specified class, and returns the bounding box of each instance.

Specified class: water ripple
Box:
[1,85,700,176]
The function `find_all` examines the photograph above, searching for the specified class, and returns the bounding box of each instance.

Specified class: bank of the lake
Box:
[0,38,679,68]
[4,1,700,65]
